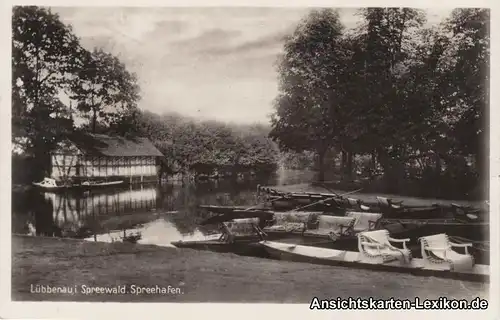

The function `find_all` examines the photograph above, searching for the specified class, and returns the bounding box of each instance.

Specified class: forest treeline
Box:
[270,8,489,199]
[11,6,279,183]
[130,111,279,177]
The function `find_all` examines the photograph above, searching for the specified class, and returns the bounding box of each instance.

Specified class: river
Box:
[11,170,315,247]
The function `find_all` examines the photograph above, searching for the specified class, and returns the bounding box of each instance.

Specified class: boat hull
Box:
[171,239,269,258]
[32,180,124,192]
[259,241,488,282]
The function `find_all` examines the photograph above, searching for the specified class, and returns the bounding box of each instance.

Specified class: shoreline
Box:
[12,235,488,302]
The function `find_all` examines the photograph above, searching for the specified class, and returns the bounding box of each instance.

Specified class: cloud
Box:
[200,30,288,57]
[51,7,454,124]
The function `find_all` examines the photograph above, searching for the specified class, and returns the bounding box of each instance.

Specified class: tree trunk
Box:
[33,141,51,180]
[317,149,326,182]
[346,152,354,181]
[377,148,392,192]
[340,150,347,181]
[370,151,377,178]
[434,152,442,177]
[92,108,97,133]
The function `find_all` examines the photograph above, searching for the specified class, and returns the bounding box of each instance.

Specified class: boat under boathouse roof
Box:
[49,133,165,183]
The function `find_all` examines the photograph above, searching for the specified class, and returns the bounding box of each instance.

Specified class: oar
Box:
[316,183,340,197]
[243,194,291,212]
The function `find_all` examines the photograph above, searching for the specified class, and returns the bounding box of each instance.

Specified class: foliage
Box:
[270,8,489,198]
[70,48,140,133]
[269,9,349,180]
[12,6,83,162]
[12,6,143,179]
[132,112,279,175]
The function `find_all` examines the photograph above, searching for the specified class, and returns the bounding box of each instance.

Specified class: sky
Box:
[54,7,454,125]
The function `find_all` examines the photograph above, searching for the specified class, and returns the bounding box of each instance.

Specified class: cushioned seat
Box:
[357,229,412,264]
[303,215,356,238]
[419,233,475,271]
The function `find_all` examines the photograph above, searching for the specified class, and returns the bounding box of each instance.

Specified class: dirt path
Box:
[11,235,488,302]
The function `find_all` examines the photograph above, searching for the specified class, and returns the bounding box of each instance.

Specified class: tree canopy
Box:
[270,8,489,197]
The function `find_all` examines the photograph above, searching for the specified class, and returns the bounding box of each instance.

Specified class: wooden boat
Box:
[171,219,270,257]
[171,236,268,257]
[199,205,269,215]
[380,218,489,242]
[266,193,484,221]
[182,205,489,260]
[259,240,488,282]
[262,215,425,253]
[258,185,486,214]
[32,177,124,191]
[199,210,275,226]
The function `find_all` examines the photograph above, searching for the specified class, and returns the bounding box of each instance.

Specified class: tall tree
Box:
[352,8,427,189]
[444,9,489,168]
[12,6,84,176]
[71,48,140,134]
[270,9,346,181]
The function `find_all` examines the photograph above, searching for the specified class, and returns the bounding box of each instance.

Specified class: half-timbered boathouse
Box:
[49,133,165,184]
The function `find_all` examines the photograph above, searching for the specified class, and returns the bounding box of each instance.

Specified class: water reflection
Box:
[12,171,314,246]
[85,218,220,247]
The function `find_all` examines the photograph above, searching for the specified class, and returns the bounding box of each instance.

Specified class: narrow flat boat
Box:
[199,205,266,214]
[199,210,275,226]
[259,232,489,282]
[32,177,124,191]
[171,218,270,257]
[258,186,486,218]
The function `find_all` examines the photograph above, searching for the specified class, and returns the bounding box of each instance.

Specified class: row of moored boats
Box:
[171,186,490,281]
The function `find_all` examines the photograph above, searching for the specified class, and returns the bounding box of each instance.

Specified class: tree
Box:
[12,6,84,176]
[443,9,489,173]
[71,48,140,134]
[349,8,427,190]
[270,9,347,181]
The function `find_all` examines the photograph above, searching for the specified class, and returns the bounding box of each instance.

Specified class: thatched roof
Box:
[69,133,164,157]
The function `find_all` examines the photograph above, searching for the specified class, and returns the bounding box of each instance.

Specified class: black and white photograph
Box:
[1,2,497,318]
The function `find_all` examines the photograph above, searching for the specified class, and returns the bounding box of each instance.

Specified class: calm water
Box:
[12,170,315,247]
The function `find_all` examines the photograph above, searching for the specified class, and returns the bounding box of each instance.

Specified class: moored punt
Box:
[171,238,268,257]
[32,177,124,192]
[258,185,487,215]
[259,234,489,282]
[199,210,275,226]
[261,212,424,252]
[198,205,267,214]
[171,218,270,257]
[264,192,484,221]
[267,196,350,213]
[380,218,489,242]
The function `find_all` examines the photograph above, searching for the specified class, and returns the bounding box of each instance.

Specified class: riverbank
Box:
[12,235,488,302]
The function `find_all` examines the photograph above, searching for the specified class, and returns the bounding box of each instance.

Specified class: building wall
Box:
[50,154,158,180]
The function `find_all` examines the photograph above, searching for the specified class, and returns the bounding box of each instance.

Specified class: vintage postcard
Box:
[1,1,498,319]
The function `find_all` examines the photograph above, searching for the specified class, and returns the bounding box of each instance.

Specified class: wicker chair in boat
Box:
[263,211,315,233]
[376,196,404,210]
[357,230,412,264]
[346,212,383,233]
[418,233,475,271]
[222,218,261,242]
[304,215,357,239]
[347,198,371,211]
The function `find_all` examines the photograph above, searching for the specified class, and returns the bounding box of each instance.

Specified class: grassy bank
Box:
[12,235,488,302]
